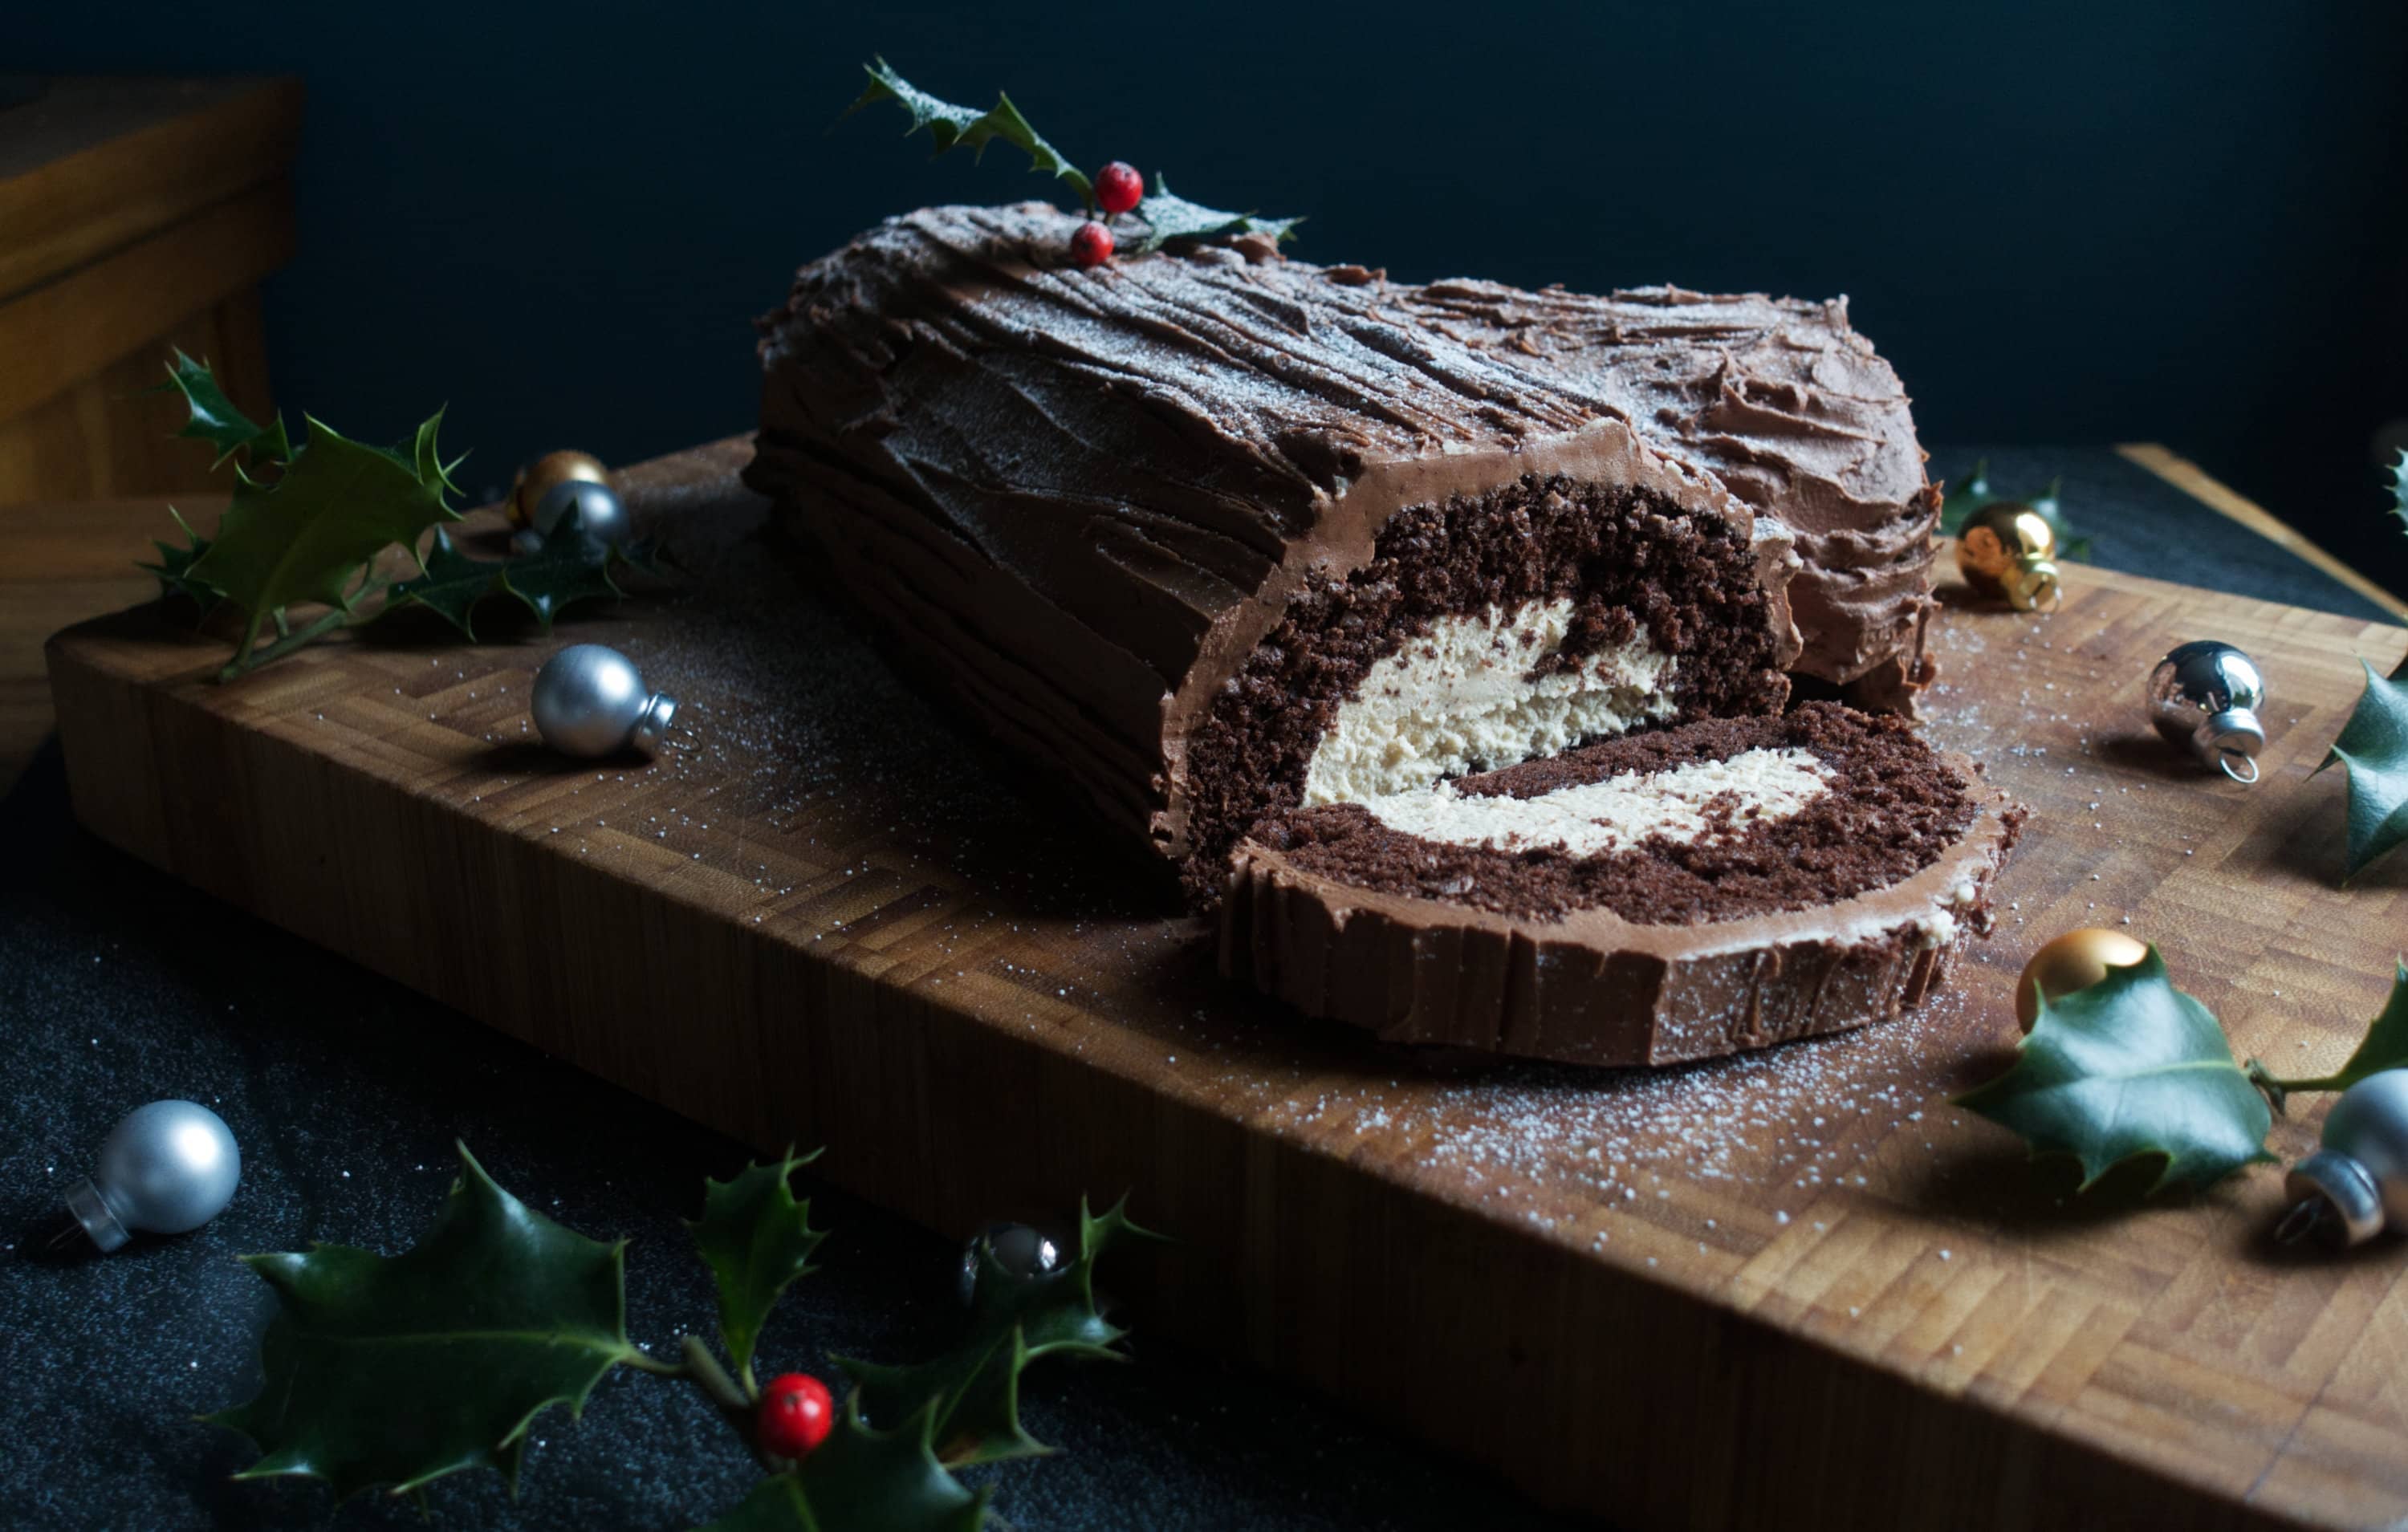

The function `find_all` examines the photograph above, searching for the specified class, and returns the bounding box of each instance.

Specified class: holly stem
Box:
[678,1335,779,1471]
[218,579,390,680]
[2246,1057,2361,1116]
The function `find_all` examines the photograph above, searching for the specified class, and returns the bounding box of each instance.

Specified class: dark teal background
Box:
[16,2,2408,595]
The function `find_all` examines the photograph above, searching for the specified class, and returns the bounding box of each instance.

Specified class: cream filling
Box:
[1355,746,1832,857]
[1300,598,1680,807]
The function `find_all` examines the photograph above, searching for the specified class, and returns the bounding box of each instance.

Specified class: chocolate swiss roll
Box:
[748,201,2008,1064]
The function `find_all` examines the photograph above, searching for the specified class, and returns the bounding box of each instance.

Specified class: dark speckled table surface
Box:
[0,446,2397,1531]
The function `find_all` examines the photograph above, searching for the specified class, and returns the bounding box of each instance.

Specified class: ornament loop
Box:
[2218,750,2260,785]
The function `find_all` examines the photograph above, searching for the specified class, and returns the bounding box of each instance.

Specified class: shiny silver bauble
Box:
[2147,640,2266,783]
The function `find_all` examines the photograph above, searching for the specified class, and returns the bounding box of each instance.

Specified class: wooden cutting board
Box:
[44,439,2408,1530]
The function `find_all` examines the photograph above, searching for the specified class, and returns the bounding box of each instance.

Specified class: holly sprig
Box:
[142,352,654,679]
[209,1144,1154,1528]
[1959,949,2408,1191]
[846,59,1300,256]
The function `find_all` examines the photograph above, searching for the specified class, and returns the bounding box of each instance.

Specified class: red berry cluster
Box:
[1072,161,1145,269]
[757,1371,833,1458]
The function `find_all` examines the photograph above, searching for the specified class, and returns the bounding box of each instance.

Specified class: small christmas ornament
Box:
[2148,640,2267,784]
[512,478,629,558]
[1095,161,1144,216]
[55,1100,241,1254]
[757,1371,834,1458]
[2276,1069,2408,1246]
[1070,221,1115,268]
[508,450,608,529]
[958,1221,1061,1305]
[1955,501,2062,612]
[2015,927,2149,1031]
[531,644,677,758]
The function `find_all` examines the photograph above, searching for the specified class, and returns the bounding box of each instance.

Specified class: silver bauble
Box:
[62,1100,242,1253]
[530,644,677,758]
[531,478,629,548]
[2279,1069,2408,1247]
[2146,640,2266,783]
[958,1221,1062,1306]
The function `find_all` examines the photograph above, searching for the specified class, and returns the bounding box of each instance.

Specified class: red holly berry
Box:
[1069,220,1116,268]
[1095,161,1144,216]
[757,1372,833,1458]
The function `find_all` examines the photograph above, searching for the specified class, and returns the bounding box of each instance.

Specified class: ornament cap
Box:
[2284,1148,2386,1247]
[630,693,678,754]
[62,1176,128,1253]
[2202,708,2265,783]
[2007,557,2062,613]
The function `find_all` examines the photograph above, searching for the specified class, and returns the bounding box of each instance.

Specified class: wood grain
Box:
[0,78,302,304]
[0,76,295,505]
[41,441,2408,1529]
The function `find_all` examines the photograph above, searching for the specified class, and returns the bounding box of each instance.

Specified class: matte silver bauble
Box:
[531,477,629,548]
[2146,640,2266,783]
[2277,1069,2408,1247]
[530,644,677,758]
[958,1221,1062,1306]
[61,1100,242,1253]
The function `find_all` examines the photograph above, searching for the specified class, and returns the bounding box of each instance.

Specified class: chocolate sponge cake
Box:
[1224,706,2023,1066]
[748,201,2010,1063]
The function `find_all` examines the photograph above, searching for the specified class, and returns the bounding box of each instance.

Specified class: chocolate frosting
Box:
[749,202,1936,867]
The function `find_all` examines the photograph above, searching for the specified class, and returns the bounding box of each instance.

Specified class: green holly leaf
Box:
[2314,655,2408,883]
[1940,460,2092,563]
[498,510,643,631]
[849,58,1094,210]
[1956,946,2274,1192]
[2249,960,2408,1111]
[2388,448,2406,536]
[839,1199,1151,1467]
[138,506,222,610]
[189,409,462,666]
[1130,174,1302,255]
[696,1404,988,1532]
[153,347,291,468]
[386,527,502,638]
[687,1148,828,1390]
[205,1143,640,1501]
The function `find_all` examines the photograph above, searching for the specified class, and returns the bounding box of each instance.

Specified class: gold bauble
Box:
[508,450,608,528]
[2015,928,2149,1030]
[1956,502,2063,612]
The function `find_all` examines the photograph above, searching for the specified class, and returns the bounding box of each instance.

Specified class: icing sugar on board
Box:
[44,439,2408,1530]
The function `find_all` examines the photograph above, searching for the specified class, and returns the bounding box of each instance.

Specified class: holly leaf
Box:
[1131,174,1302,255]
[498,509,645,631]
[139,506,222,610]
[386,526,502,637]
[839,1199,1151,1467]
[2314,654,2408,883]
[1941,460,2092,563]
[1955,946,2274,1192]
[849,58,1093,209]
[205,1143,640,1501]
[189,411,463,666]
[687,1148,828,1388]
[2388,448,2406,537]
[154,347,291,468]
[696,1404,988,1532]
[2249,960,2408,1111]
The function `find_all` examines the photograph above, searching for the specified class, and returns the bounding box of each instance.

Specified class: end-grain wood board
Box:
[44,440,2408,1530]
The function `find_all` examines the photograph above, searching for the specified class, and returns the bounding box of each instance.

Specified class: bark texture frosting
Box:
[748,202,1938,879]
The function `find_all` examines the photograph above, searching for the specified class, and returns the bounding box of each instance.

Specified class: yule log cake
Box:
[747,202,2023,1065]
